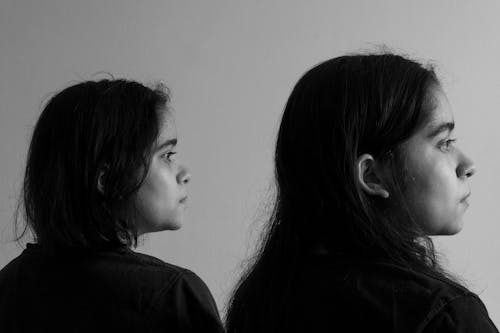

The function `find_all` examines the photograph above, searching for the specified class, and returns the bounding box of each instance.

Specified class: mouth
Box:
[179,196,188,204]
[460,192,471,203]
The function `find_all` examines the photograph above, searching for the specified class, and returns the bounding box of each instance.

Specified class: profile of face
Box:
[401,87,475,235]
[358,86,475,236]
[133,110,191,235]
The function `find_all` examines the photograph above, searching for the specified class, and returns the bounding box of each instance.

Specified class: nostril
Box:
[466,166,476,178]
[458,163,476,179]
[182,172,191,184]
[177,167,191,185]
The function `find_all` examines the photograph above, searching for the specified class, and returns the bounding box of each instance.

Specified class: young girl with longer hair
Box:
[226,54,498,332]
[0,79,224,332]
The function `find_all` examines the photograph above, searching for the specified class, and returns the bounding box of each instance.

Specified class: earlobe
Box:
[356,154,390,199]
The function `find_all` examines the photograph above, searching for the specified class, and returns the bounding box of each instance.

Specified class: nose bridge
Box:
[457,148,475,178]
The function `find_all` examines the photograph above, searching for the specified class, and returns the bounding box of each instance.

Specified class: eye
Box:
[161,151,177,162]
[439,138,457,152]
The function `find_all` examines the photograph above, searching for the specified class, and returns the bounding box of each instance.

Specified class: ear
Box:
[97,165,108,195]
[356,154,389,199]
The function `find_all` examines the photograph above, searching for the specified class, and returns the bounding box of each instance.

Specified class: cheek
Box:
[142,171,177,206]
[133,171,181,231]
[136,169,177,212]
[405,159,461,232]
[405,147,455,199]
[421,159,457,198]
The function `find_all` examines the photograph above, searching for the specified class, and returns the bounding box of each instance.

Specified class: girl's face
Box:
[133,111,191,235]
[401,87,475,235]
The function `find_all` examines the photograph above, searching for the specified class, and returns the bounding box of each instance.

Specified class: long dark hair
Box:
[226,53,448,332]
[16,79,169,252]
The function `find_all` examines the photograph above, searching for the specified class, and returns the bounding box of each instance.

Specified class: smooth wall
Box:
[1,0,499,323]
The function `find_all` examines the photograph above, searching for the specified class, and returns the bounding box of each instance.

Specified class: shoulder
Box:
[356,261,471,310]
[0,252,26,285]
[421,294,499,332]
[79,249,223,331]
[137,256,223,332]
[301,256,496,331]
[0,247,224,332]
[123,251,223,331]
[310,258,470,301]
[154,270,218,315]
[120,250,190,277]
[104,250,206,296]
[126,251,215,305]
[1,247,193,299]
[359,261,470,301]
[357,261,497,331]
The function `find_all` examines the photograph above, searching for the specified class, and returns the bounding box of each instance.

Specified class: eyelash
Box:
[439,138,457,151]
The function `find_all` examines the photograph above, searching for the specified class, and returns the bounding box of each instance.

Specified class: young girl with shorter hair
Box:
[0,79,224,332]
[226,54,498,332]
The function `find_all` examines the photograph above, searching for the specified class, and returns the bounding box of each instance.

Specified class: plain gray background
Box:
[1,0,499,324]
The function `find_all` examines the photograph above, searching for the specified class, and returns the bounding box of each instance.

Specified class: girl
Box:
[0,79,224,332]
[226,54,498,332]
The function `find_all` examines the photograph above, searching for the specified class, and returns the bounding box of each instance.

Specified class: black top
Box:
[0,244,224,332]
[279,253,499,332]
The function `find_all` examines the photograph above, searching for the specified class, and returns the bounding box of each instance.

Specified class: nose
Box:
[177,166,191,185]
[456,152,476,179]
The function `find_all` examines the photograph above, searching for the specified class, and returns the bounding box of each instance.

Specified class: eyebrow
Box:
[427,121,455,138]
[155,138,177,151]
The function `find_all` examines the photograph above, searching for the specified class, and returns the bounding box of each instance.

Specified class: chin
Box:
[167,223,182,231]
[153,222,181,232]
[435,220,464,236]
[165,218,184,231]
[145,221,182,233]
[436,228,461,236]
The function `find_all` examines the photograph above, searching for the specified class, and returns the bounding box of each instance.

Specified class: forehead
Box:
[157,109,177,142]
[426,87,453,126]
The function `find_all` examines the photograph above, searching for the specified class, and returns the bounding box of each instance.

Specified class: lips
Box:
[179,196,188,204]
[460,192,471,203]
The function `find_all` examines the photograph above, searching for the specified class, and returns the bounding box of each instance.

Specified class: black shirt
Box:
[281,253,499,332]
[0,244,224,332]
